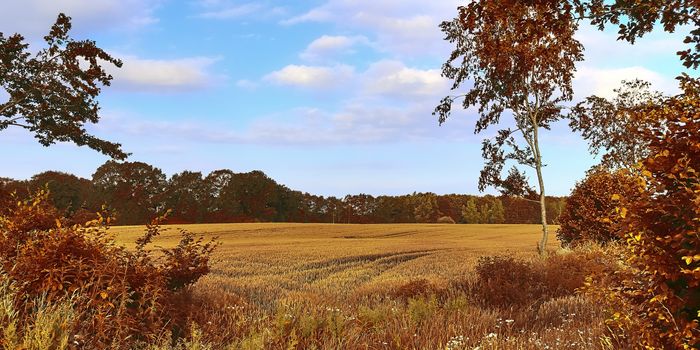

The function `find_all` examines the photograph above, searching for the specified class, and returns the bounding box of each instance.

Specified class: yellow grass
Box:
[113,223,559,303]
[110,224,611,349]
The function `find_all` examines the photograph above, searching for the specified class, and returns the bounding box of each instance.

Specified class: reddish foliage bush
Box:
[473,250,609,310]
[0,191,218,348]
[604,77,700,348]
[391,279,445,301]
[557,168,641,246]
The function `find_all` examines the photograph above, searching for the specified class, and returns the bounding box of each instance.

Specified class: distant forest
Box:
[0,161,566,225]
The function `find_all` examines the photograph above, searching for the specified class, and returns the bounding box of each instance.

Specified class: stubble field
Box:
[113,223,611,349]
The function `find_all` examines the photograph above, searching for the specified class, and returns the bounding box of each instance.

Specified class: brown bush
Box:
[472,249,609,310]
[0,190,218,348]
[391,279,445,302]
[556,167,640,247]
[602,77,700,348]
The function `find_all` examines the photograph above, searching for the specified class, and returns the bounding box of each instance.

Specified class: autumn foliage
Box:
[471,249,609,310]
[556,167,640,246]
[0,190,217,348]
[603,77,700,348]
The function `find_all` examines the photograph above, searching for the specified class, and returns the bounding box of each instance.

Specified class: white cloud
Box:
[109,56,221,91]
[0,0,159,38]
[262,60,449,99]
[194,1,286,20]
[264,64,355,89]
[283,1,461,56]
[574,66,678,100]
[362,60,449,99]
[196,3,263,19]
[575,25,686,71]
[300,35,370,61]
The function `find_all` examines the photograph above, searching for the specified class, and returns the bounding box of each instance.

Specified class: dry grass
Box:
[111,224,615,349]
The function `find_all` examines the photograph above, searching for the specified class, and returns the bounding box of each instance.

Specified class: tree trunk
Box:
[533,130,548,257]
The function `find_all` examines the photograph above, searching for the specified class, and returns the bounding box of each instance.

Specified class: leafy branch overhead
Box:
[573,0,700,69]
[569,79,665,169]
[0,13,127,159]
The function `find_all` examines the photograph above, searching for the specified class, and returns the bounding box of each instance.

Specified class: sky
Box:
[0,0,693,197]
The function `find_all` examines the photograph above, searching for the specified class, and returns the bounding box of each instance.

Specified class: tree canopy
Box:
[0,13,126,159]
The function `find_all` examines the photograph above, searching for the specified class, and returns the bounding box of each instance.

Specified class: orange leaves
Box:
[0,189,218,348]
[682,255,700,265]
[556,168,641,246]
[598,79,700,348]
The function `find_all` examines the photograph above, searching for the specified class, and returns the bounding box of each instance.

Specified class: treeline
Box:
[0,161,565,225]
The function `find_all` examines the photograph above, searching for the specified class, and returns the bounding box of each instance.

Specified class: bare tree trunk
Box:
[533,129,548,257]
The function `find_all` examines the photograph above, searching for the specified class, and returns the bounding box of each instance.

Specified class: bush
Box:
[391,279,444,301]
[0,190,218,348]
[602,77,700,348]
[556,167,640,247]
[436,216,456,224]
[472,249,609,309]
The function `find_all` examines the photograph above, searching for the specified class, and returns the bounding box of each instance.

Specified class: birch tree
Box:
[434,0,583,254]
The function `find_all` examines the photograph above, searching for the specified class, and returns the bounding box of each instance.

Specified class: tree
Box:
[413,193,440,223]
[556,167,640,246]
[164,171,206,223]
[435,0,583,254]
[596,77,700,348]
[569,80,664,168]
[461,197,480,223]
[202,169,236,222]
[0,14,126,159]
[29,171,94,215]
[480,196,505,224]
[92,161,166,224]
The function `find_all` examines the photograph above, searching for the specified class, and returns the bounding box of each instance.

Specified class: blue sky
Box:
[0,1,692,196]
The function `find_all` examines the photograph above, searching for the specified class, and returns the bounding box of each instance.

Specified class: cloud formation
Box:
[362,60,448,99]
[109,56,221,91]
[194,1,286,20]
[196,3,263,19]
[300,35,370,62]
[264,64,355,89]
[0,0,159,38]
[574,65,678,100]
[283,1,461,57]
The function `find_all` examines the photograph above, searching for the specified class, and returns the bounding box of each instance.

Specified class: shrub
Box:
[436,216,456,224]
[472,249,609,309]
[391,279,444,301]
[0,190,218,348]
[602,77,700,348]
[556,167,640,247]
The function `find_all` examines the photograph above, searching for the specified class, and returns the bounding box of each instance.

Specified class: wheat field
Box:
[106,223,614,349]
[113,223,559,305]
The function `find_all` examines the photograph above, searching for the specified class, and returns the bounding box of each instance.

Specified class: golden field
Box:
[111,223,612,349]
[113,224,559,306]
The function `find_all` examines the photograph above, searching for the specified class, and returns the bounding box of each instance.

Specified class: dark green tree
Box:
[92,161,166,224]
[0,14,126,159]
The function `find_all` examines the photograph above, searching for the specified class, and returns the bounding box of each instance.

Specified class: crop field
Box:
[110,223,611,350]
[114,224,559,306]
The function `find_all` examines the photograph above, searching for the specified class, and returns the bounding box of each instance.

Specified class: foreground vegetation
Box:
[105,223,615,349]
